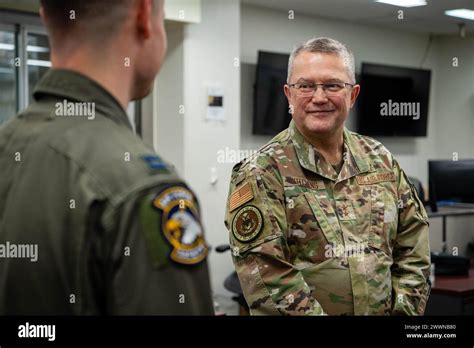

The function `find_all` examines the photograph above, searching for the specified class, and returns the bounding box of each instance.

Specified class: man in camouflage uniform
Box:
[0,0,213,314]
[224,37,430,315]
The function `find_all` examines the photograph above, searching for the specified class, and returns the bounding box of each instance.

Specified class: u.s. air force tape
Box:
[232,205,263,243]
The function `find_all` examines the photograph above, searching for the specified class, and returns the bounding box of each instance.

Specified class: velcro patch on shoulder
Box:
[141,154,170,173]
[229,182,254,212]
[356,172,396,185]
[143,185,208,267]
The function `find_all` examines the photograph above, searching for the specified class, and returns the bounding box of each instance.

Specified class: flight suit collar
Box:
[33,69,132,129]
[288,120,371,182]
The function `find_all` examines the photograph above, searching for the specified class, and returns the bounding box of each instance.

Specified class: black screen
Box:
[253,51,292,135]
[357,63,431,137]
[428,159,474,212]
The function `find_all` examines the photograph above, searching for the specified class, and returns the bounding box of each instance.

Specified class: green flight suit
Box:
[0,69,214,315]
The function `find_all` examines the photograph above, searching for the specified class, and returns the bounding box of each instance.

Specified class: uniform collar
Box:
[289,120,371,182]
[33,69,132,129]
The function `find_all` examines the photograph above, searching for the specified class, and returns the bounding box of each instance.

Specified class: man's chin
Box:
[131,81,154,101]
[303,118,335,135]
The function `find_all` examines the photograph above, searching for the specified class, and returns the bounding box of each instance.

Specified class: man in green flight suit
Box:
[0,0,214,315]
[225,37,431,316]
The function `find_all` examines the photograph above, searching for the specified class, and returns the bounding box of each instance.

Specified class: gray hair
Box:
[287,37,356,84]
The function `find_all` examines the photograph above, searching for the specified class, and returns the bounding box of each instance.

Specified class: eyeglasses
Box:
[288,81,355,97]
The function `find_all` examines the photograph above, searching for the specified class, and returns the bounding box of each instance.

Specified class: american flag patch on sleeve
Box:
[229,182,254,212]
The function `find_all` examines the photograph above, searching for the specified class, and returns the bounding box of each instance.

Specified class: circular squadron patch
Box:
[232,205,263,243]
[153,187,208,265]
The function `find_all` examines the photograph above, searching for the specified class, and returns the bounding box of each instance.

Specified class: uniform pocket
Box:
[299,258,354,315]
[368,185,397,255]
[303,192,343,247]
[285,191,331,265]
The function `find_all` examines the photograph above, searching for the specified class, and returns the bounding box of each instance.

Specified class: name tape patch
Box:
[285,176,324,190]
[356,172,396,185]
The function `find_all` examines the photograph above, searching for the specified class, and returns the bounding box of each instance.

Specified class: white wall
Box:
[164,0,201,23]
[183,0,241,304]
[154,22,185,175]
[433,35,474,160]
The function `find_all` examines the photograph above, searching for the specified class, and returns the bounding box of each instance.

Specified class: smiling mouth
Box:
[307,110,335,114]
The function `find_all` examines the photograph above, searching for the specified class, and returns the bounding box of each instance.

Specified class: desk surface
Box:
[431,267,474,297]
[427,205,474,218]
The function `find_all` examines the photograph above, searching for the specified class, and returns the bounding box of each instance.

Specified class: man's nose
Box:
[311,87,329,103]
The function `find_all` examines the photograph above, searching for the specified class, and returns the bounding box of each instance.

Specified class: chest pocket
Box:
[357,173,399,256]
[284,177,343,264]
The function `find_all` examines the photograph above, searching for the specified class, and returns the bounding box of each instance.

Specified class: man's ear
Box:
[284,84,292,104]
[284,84,295,115]
[350,84,360,108]
[136,0,153,40]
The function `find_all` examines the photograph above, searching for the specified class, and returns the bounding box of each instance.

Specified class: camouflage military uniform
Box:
[224,120,430,315]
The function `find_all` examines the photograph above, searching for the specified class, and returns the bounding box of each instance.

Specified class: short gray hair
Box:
[287,37,356,84]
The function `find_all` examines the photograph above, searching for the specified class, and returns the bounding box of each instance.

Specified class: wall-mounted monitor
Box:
[253,51,291,135]
[357,63,431,137]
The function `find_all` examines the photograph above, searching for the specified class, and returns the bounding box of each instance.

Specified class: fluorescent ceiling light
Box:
[27,59,52,67]
[375,0,427,8]
[0,43,14,50]
[26,45,50,53]
[0,44,50,52]
[445,9,474,21]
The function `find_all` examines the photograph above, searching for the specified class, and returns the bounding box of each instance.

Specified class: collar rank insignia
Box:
[142,154,170,173]
[153,187,208,265]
